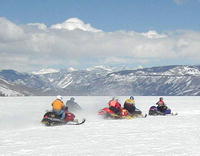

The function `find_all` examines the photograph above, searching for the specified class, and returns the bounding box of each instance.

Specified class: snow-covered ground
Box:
[0,96,200,156]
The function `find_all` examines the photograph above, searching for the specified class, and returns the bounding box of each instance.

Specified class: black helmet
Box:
[70,97,75,101]
[111,97,115,100]
[159,97,163,100]
[130,96,134,100]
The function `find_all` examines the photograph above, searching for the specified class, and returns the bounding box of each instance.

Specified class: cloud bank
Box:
[0,17,200,72]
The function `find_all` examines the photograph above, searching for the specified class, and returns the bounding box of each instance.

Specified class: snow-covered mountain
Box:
[1,65,200,96]
[87,65,200,96]
[32,68,60,75]
[0,70,53,96]
[0,78,23,96]
[38,66,113,95]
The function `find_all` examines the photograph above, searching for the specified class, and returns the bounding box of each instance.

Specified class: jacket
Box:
[156,100,165,106]
[52,99,65,111]
[124,99,135,105]
[109,100,121,109]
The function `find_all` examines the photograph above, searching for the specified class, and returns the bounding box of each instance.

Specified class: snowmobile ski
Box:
[65,118,86,125]
[41,118,86,126]
[167,112,178,116]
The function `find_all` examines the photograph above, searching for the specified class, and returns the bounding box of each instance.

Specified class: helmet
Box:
[111,97,116,100]
[70,97,75,101]
[56,95,63,100]
[159,97,163,100]
[130,96,134,100]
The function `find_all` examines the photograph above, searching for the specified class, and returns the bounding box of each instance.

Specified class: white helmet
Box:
[56,95,63,100]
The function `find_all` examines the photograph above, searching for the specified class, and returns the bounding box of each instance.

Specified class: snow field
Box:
[0,96,200,156]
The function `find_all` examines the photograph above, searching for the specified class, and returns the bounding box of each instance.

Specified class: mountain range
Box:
[0,65,200,96]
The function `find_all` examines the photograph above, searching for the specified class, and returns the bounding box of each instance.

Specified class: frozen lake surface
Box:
[0,96,200,156]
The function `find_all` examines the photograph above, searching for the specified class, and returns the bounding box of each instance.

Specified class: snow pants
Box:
[124,103,136,114]
[53,109,65,120]
[109,106,121,115]
[157,106,167,113]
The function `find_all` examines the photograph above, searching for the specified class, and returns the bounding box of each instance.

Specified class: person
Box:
[156,97,168,113]
[51,95,65,120]
[123,96,136,114]
[66,97,82,112]
[108,97,122,115]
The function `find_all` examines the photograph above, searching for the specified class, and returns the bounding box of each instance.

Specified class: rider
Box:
[124,96,136,114]
[156,97,168,113]
[66,97,82,112]
[52,95,65,120]
[108,97,122,115]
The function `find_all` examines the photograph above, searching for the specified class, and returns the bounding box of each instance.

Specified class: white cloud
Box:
[0,17,200,72]
[142,30,167,39]
[104,57,131,64]
[0,17,25,42]
[27,23,47,30]
[50,18,102,32]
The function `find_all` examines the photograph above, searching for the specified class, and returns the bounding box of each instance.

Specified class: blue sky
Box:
[0,0,200,72]
[0,0,200,32]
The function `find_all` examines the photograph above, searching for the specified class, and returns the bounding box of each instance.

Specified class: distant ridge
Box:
[0,65,200,96]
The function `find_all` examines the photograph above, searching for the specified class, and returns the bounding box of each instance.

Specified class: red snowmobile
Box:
[98,107,146,119]
[41,107,85,126]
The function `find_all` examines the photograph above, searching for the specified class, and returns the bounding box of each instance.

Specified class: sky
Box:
[0,0,200,72]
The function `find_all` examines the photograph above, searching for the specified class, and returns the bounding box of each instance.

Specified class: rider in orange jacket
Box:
[52,95,65,120]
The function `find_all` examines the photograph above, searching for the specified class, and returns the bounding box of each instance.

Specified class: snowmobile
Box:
[41,108,85,126]
[98,107,146,119]
[148,106,177,116]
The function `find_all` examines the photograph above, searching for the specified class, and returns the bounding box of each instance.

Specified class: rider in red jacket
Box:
[108,98,122,115]
[156,97,168,112]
